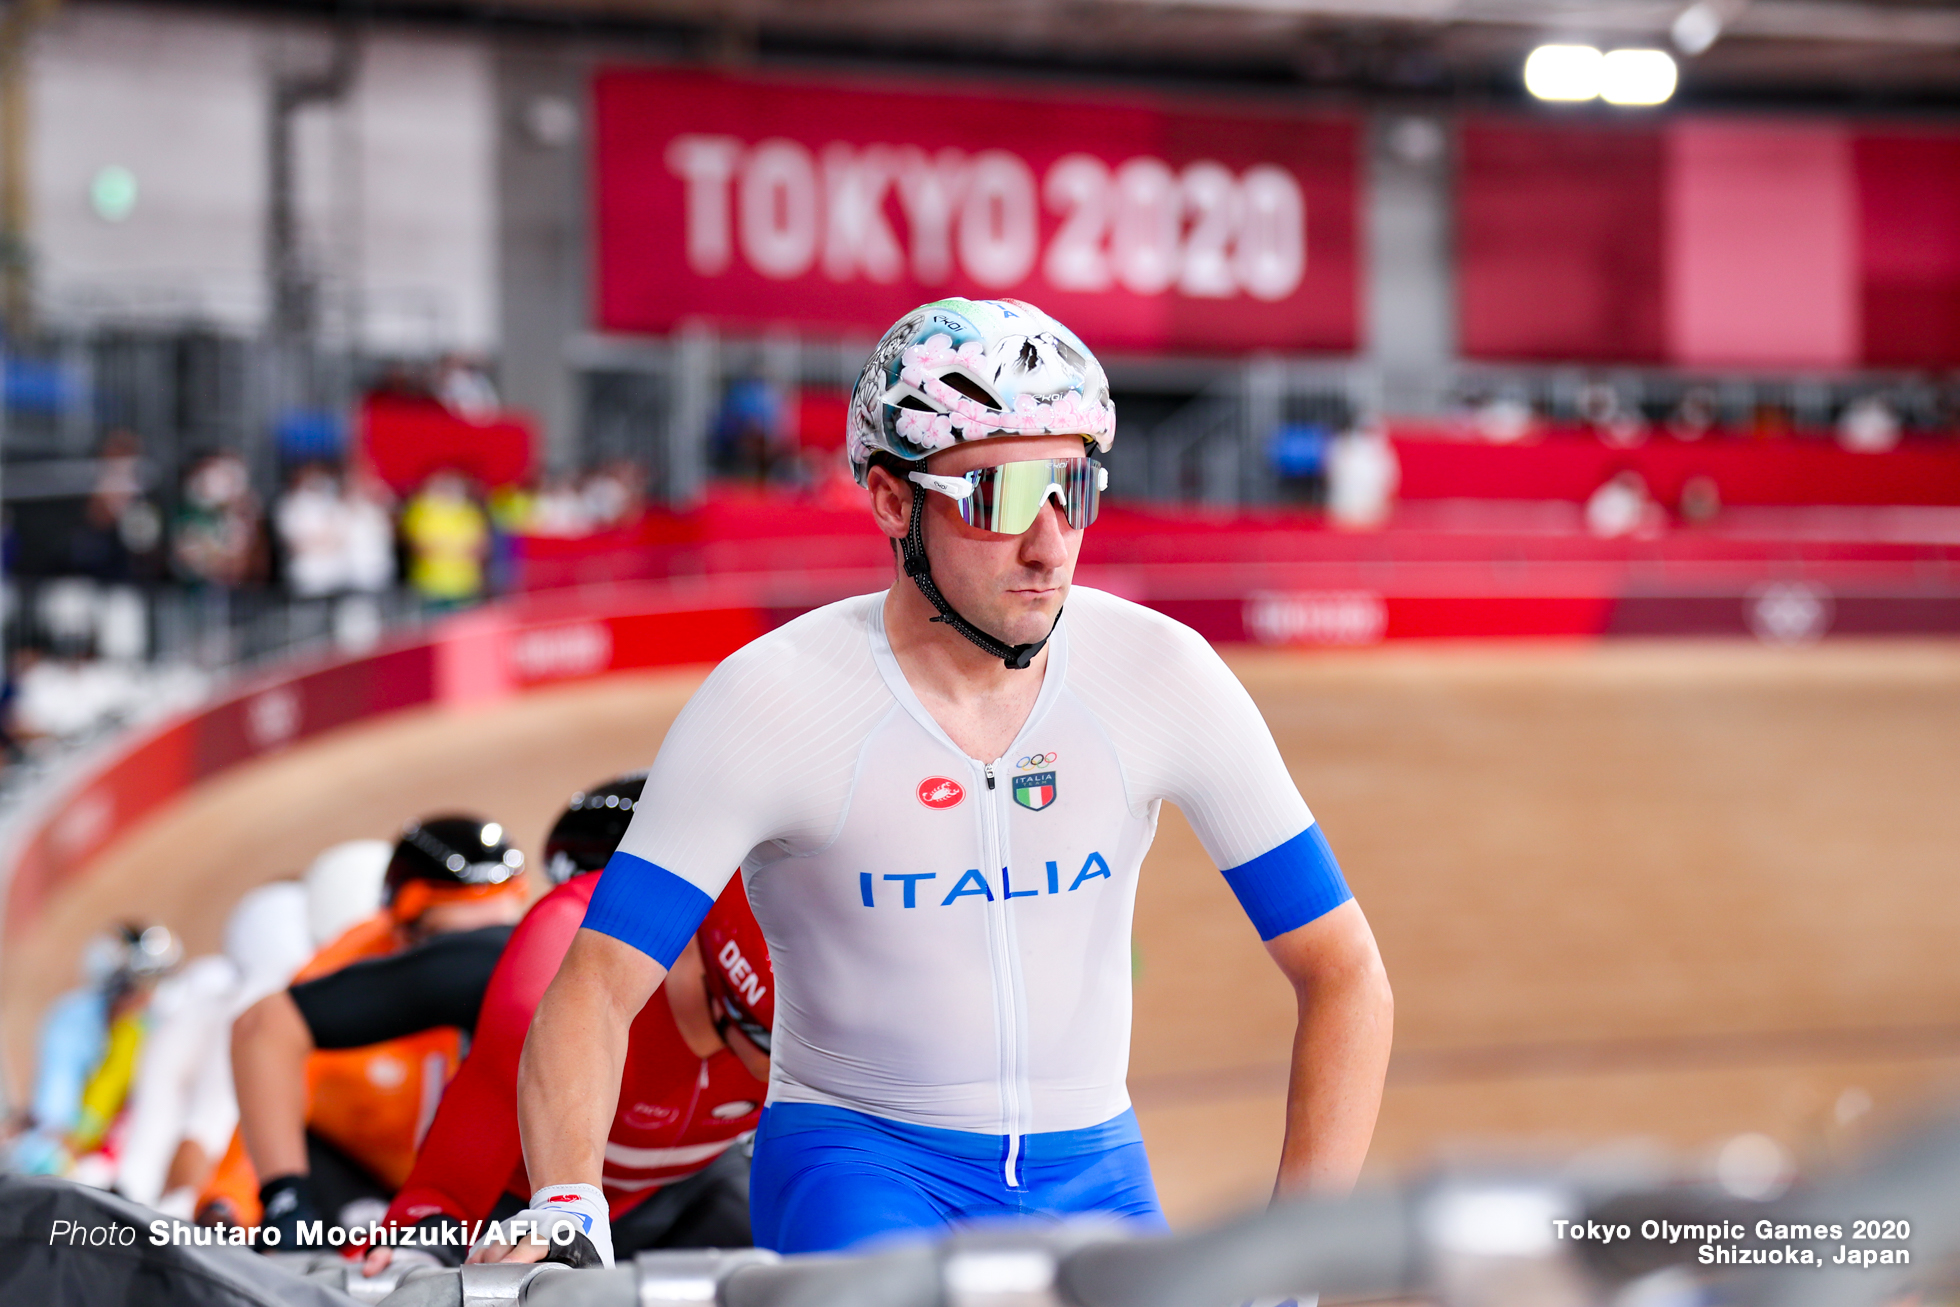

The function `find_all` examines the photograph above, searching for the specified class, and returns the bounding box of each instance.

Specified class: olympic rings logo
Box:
[1016,752,1058,770]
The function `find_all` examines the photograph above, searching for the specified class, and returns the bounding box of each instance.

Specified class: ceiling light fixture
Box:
[1524,44,1677,106]
[1601,49,1679,105]
[1523,44,1603,101]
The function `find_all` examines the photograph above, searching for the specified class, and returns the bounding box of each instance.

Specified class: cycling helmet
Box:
[384,815,526,923]
[848,298,1113,485]
[699,880,773,1055]
[849,299,1115,672]
[82,922,183,989]
[542,773,647,885]
[302,839,392,946]
[223,882,311,998]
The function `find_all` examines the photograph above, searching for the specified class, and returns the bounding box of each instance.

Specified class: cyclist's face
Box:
[918,435,1087,649]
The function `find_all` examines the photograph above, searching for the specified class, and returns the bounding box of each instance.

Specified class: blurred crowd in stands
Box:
[0,355,658,757]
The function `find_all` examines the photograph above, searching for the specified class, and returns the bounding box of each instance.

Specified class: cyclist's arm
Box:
[235,925,512,1184]
[482,929,664,1265]
[372,892,587,1274]
[1266,900,1392,1197]
[230,991,313,1181]
[1074,598,1394,1197]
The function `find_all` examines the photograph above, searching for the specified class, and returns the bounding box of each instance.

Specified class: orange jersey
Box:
[196,914,460,1223]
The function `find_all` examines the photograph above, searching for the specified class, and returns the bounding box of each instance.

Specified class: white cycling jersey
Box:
[586,587,1349,1153]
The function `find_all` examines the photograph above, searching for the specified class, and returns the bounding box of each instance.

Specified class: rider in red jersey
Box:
[365,777,771,1272]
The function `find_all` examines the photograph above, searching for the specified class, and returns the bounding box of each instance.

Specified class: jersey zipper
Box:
[976,755,1028,1190]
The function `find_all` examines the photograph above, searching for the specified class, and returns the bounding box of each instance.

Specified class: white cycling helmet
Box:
[302,839,392,947]
[848,298,1115,486]
[223,881,312,997]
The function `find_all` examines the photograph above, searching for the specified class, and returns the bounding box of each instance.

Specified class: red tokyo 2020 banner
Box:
[593,68,1358,353]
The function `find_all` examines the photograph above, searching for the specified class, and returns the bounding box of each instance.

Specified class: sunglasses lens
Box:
[960,459,1101,534]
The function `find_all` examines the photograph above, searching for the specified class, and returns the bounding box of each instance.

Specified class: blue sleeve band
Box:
[581,851,717,968]
[1220,824,1353,941]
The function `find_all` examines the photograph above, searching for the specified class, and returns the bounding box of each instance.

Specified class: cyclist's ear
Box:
[864,459,915,546]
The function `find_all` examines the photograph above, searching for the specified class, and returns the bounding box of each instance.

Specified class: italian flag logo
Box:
[1012,770,1057,811]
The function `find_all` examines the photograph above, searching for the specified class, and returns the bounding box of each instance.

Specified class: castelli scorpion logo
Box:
[917,777,965,810]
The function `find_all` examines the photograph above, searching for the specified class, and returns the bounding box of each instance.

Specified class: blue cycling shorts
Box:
[748,1102,1167,1254]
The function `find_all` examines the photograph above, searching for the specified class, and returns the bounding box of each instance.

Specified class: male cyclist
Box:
[363,776,770,1275]
[221,816,528,1242]
[499,298,1393,1262]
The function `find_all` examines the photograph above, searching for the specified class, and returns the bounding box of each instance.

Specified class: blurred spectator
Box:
[715,377,789,481]
[1586,470,1664,539]
[486,477,536,594]
[36,578,100,658]
[488,478,536,536]
[1581,382,1646,448]
[1269,424,1330,501]
[1472,392,1534,443]
[342,473,399,596]
[8,646,144,741]
[400,470,489,607]
[1838,395,1902,453]
[275,464,351,600]
[1668,387,1719,441]
[435,354,499,422]
[581,459,645,530]
[1678,474,1723,526]
[73,430,163,582]
[527,472,591,538]
[273,462,397,601]
[1326,425,1401,530]
[172,452,262,590]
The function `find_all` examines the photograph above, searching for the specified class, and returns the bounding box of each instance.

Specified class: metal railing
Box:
[240,1104,1960,1307]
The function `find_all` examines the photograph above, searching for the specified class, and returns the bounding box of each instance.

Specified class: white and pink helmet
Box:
[848,298,1116,486]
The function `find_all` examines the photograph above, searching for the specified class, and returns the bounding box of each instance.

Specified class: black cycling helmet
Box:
[541,773,647,885]
[384,814,525,918]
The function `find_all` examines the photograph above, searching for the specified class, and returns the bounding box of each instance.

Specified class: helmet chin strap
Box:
[899,483,1059,671]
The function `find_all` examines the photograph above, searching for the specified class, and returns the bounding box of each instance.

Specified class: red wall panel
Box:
[1458,119,1666,364]
[1856,131,1960,368]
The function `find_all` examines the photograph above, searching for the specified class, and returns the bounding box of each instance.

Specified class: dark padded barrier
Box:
[0,1174,355,1307]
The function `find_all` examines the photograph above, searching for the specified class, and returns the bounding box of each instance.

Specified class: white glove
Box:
[479,1183,613,1268]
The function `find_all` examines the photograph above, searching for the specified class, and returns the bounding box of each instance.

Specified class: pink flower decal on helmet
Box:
[848,299,1115,485]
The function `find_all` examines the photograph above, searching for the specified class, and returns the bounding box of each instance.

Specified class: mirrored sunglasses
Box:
[908,457,1108,535]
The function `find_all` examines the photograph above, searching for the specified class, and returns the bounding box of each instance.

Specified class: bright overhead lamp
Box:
[1524,45,1603,101]
[1600,48,1679,104]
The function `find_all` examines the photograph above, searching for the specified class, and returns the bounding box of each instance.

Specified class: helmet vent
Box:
[894,393,934,411]
[937,371,1000,409]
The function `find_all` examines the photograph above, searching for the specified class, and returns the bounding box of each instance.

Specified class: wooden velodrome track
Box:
[6,638,1960,1226]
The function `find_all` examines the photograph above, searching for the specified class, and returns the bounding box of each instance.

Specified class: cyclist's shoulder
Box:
[1064,586,1219,670]
[703,593,884,698]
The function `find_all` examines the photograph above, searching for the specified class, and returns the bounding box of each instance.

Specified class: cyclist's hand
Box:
[468,1186,612,1267]
[468,1234,551,1265]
